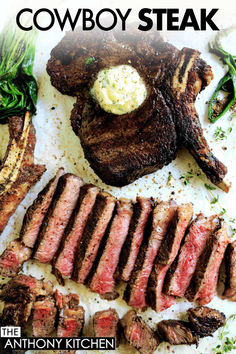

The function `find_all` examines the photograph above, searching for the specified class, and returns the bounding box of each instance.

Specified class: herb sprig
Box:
[208,26,236,123]
[180,171,194,186]
[212,314,236,353]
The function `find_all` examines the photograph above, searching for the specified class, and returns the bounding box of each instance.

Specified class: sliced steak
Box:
[93,308,120,344]
[55,290,85,337]
[148,203,193,312]
[119,197,152,282]
[187,306,226,337]
[89,199,133,299]
[124,200,177,309]
[164,214,220,297]
[0,240,31,277]
[120,310,159,354]
[156,320,198,345]
[223,240,236,301]
[0,114,46,234]
[21,168,64,248]
[185,221,229,305]
[73,192,116,284]
[32,296,57,337]
[53,184,99,282]
[34,174,83,263]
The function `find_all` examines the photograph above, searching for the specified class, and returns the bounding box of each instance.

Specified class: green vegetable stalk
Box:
[208,26,236,123]
[0,19,37,121]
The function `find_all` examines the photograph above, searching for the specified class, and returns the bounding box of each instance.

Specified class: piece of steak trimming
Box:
[164,214,220,297]
[223,240,236,301]
[1,301,33,326]
[55,290,85,337]
[187,306,226,337]
[73,192,116,284]
[124,200,177,309]
[32,296,57,337]
[120,310,159,354]
[33,174,83,263]
[148,203,193,312]
[0,240,31,277]
[118,197,152,282]
[93,308,120,344]
[185,221,229,305]
[156,320,198,345]
[53,184,99,283]
[21,168,64,248]
[89,199,133,299]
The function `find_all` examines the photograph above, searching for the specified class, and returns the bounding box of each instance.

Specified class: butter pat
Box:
[90,65,147,115]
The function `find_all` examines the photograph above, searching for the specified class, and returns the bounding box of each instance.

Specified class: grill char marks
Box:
[0,114,46,234]
[119,197,152,282]
[73,192,116,284]
[33,174,83,263]
[21,168,64,248]
[32,296,57,337]
[0,240,31,277]
[124,200,177,309]
[185,221,229,305]
[93,308,120,344]
[120,309,159,354]
[223,240,236,301]
[156,320,198,345]
[164,214,221,297]
[55,290,85,338]
[187,306,226,337]
[47,28,228,190]
[89,199,133,299]
[53,184,99,283]
[148,203,193,312]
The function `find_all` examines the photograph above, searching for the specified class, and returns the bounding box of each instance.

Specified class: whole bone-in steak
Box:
[47,28,227,189]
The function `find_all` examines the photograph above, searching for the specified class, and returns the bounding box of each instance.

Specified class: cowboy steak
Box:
[148,203,193,312]
[47,28,228,190]
[93,308,120,344]
[164,214,220,297]
[89,199,133,299]
[223,240,236,301]
[33,173,83,263]
[120,310,159,354]
[186,221,229,305]
[32,295,57,337]
[118,197,152,282]
[187,306,225,337]
[124,200,177,309]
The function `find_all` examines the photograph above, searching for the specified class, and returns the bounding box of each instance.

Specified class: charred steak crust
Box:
[47,28,227,188]
[223,240,236,301]
[187,306,226,337]
[156,320,198,346]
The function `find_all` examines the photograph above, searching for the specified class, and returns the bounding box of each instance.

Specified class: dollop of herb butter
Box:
[90,65,147,115]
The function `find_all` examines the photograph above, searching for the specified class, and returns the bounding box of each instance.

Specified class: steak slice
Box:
[93,308,120,344]
[120,310,159,354]
[47,28,228,190]
[124,200,177,309]
[55,290,85,337]
[0,113,46,234]
[164,214,220,297]
[21,168,64,248]
[187,306,226,337]
[223,240,236,301]
[32,296,57,337]
[156,320,198,345]
[33,174,83,263]
[0,240,31,277]
[73,192,116,284]
[118,197,152,282]
[53,184,99,282]
[185,221,229,305]
[89,199,133,299]
[148,203,193,312]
